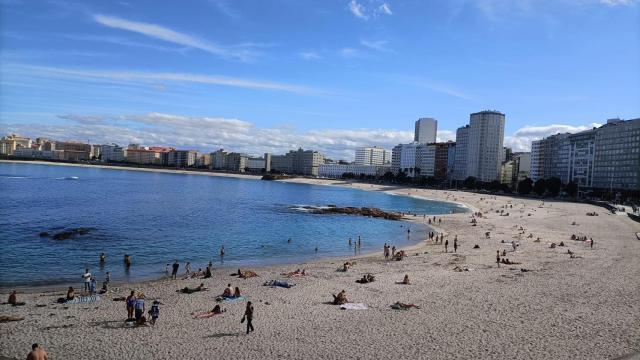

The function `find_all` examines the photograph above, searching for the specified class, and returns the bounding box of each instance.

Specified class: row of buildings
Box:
[530,118,640,190]
[2,114,638,191]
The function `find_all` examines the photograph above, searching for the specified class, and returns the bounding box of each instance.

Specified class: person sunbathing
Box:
[179,283,208,294]
[332,290,348,305]
[402,274,410,285]
[239,270,258,279]
[8,291,25,306]
[193,304,226,319]
[222,284,233,297]
[356,274,375,284]
[391,302,420,310]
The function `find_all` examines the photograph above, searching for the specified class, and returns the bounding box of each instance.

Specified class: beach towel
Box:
[66,295,100,304]
[340,303,368,310]
[216,296,246,303]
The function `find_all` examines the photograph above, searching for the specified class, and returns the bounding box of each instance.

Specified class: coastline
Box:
[1,167,640,359]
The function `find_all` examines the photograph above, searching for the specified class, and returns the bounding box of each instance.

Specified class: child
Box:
[149,300,160,325]
[105,271,111,284]
[89,277,97,295]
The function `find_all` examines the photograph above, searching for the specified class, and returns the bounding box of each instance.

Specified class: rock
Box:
[311,206,403,221]
[51,227,95,240]
[39,232,49,237]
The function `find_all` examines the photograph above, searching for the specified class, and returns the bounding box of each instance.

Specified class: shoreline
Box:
[2,164,639,359]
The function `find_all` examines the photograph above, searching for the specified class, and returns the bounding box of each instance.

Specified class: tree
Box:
[546,177,562,197]
[566,180,578,198]
[463,176,477,189]
[518,178,533,195]
[382,171,395,182]
[534,178,547,196]
[488,180,502,193]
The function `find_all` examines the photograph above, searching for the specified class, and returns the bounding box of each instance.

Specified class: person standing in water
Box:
[171,260,179,280]
[220,245,225,257]
[243,301,254,334]
[99,253,106,263]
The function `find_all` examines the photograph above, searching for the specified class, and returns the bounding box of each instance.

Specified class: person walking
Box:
[185,262,191,275]
[453,239,458,253]
[590,238,594,249]
[444,239,449,253]
[243,301,254,334]
[496,250,501,268]
[81,268,91,294]
[171,260,179,280]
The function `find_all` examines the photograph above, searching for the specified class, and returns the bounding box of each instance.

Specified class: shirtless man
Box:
[27,343,48,360]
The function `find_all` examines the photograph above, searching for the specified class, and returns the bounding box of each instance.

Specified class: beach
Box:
[1,177,639,359]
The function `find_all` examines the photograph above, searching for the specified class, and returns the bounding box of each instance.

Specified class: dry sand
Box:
[1,177,639,360]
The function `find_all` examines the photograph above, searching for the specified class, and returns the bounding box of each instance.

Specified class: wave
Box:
[56,176,80,180]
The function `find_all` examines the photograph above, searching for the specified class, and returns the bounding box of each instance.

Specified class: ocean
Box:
[0,162,466,288]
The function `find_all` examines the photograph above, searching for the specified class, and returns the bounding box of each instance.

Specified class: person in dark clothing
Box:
[243,301,254,334]
[171,260,179,280]
[496,250,501,268]
[444,239,449,253]
[453,239,458,253]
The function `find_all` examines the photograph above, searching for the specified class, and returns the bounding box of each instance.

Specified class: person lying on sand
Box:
[332,290,348,305]
[238,270,258,279]
[390,302,421,310]
[193,304,227,319]
[179,283,208,294]
[264,280,296,288]
[282,269,307,277]
[394,250,406,261]
[356,274,375,284]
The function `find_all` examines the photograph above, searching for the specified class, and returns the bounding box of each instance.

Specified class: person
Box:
[126,291,136,319]
[99,253,106,263]
[89,277,97,295]
[332,290,348,305]
[66,287,75,301]
[99,282,108,294]
[149,300,160,325]
[124,254,131,267]
[220,245,225,257]
[287,238,292,243]
[105,271,111,284]
[358,236,361,247]
[384,244,389,260]
[165,263,169,274]
[348,237,352,246]
[243,301,254,334]
[453,239,458,253]
[391,246,396,257]
[82,268,91,293]
[315,246,318,252]
[26,343,47,360]
[8,290,25,306]
[402,274,410,285]
[591,238,594,249]
[444,239,449,253]
[135,293,146,324]
[185,262,191,275]
[212,304,223,314]
[223,284,233,297]
[171,260,179,280]
[496,251,501,268]
[204,265,212,279]
[233,287,241,298]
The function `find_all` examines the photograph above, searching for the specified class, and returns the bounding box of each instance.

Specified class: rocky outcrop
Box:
[304,205,403,221]
[39,227,95,240]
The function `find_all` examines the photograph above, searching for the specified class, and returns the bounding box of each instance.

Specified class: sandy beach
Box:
[1,176,639,359]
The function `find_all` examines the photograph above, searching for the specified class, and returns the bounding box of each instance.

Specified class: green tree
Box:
[566,180,578,198]
[534,178,547,196]
[546,177,562,197]
[517,178,533,195]
[463,176,477,189]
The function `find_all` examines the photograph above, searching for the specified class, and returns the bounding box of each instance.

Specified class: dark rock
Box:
[51,227,95,240]
[309,206,403,221]
[39,232,49,237]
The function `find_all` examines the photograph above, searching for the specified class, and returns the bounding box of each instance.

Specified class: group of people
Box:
[81,268,109,296]
[383,243,396,259]
[221,284,242,298]
[125,290,159,326]
[348,236,363,248]
[429,232,444,244]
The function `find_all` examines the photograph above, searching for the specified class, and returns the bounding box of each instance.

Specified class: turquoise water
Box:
[0,162,466,287]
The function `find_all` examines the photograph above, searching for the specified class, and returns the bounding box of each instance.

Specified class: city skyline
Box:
[1,0,639,159]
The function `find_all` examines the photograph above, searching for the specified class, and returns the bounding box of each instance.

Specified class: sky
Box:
[0,0,639,160]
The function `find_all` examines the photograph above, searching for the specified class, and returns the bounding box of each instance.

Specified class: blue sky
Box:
[1,0,639,159]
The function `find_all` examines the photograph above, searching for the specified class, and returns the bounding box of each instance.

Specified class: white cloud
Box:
[360,40,394,53]
[504,123,602,151]
[93,14,256,62]
[299,51,321,60]
[7,64,319,94]
[348,0,367,19]
[377,3,393,15]
[599,0,635,5]
[339,48,361,58]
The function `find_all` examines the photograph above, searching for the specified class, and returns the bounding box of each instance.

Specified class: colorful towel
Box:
[66,295,100,304]
[216,296,246,303]
[340,303,368,310]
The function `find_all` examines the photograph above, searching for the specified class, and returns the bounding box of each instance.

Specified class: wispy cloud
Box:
[360,40,394,53]
[599,0,635,5]
[62,34,183,53]
[210,0,241,18]
[377,3,393,15]
[348,0,367,19]
[92,14,257,61]
[5,64,320,95]
[299,51,321,60]
[339,48,362,58]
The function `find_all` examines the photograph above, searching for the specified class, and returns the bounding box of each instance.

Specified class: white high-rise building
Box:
[354,147,391,165]
[391,143,420,177]
[466,111,505,182]
[414,118,437,144]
